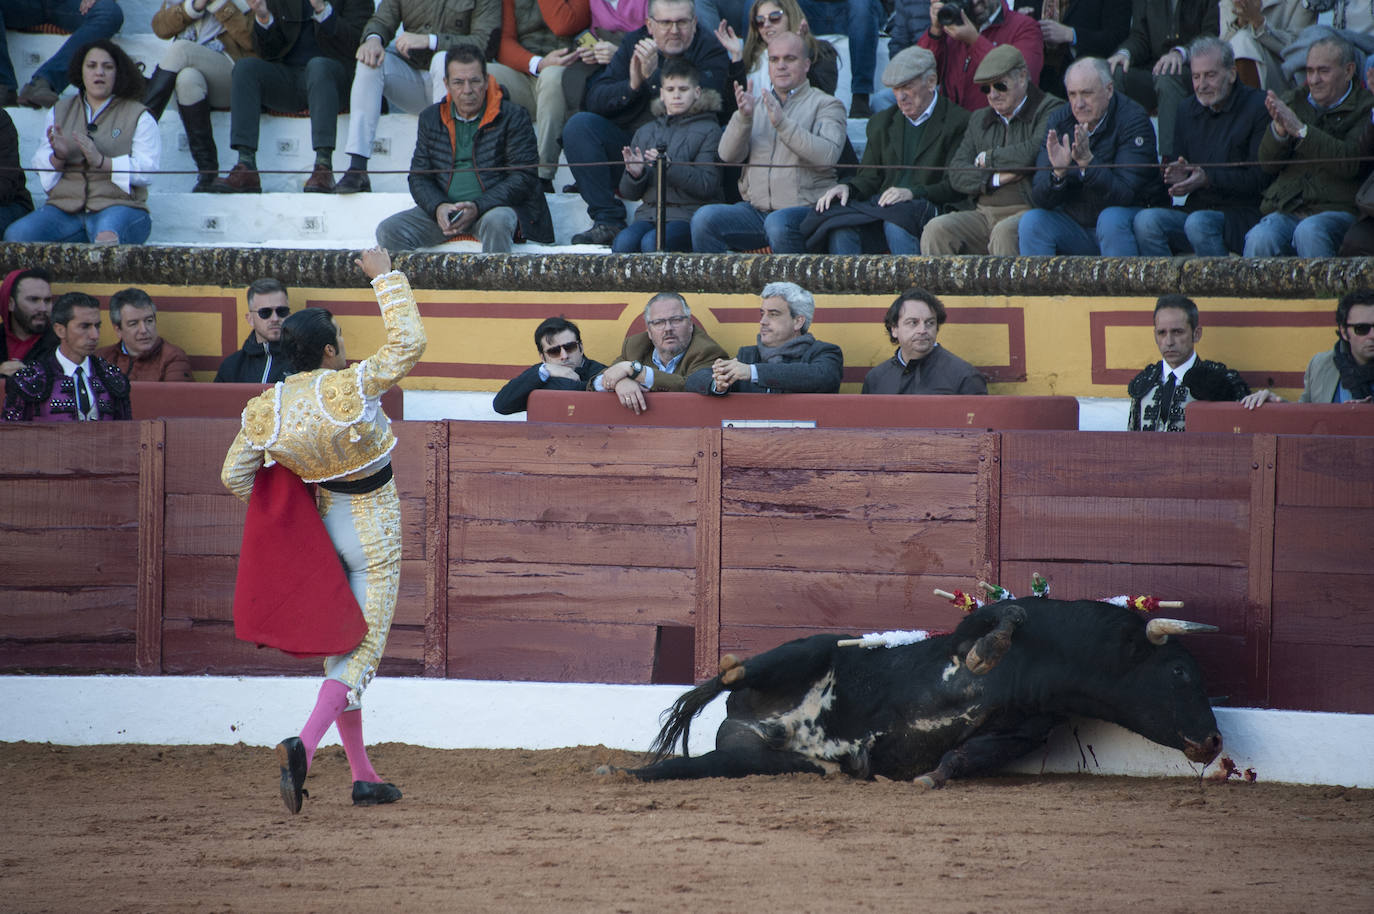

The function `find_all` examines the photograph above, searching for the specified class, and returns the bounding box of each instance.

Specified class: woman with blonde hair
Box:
[715,0,837,97]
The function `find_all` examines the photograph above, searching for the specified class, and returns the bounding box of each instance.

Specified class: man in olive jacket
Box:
[377,46,553,251]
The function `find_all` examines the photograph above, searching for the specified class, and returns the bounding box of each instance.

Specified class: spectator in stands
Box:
[488,0,587,191]
[685,281,842,394]
[563,0,650,121]
[143,0,256,192]
[565,0,729,245]
[93,287,194,382]
[0,109,34,236]
[0,268,54,378]
[208,0,371,194]
[590,292,728,412]
[1220,0,1314,92]
[1,0,124,108]
[921,44,1060,255]
[795,0,879,116]
[1132,36,1271,257]
[493,316,608,414]
[333,0,501,194]
[804,46,967,254]
[1107,0,1218,160]
[615,59,723,251]
[918,0,1042,112]
[1243,289,1374,407]
[1340,92,1374,256]
[714,0,839,101]
[2,292,131,422]
[1127,294,1250,432]
[1019,57,1164,256]
[1034,0,1129,100]
[885,0,932,63]
[376,46,553,252]
[861,287,986,395]
[690,31,845,253]
[1244,35,1374,258]
[215,277,292,383]
[4,40,158,245]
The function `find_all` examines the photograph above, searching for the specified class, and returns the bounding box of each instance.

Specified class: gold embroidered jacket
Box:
[221,271,427,498]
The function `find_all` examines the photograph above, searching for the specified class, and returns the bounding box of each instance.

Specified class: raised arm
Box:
[356,250,428,399]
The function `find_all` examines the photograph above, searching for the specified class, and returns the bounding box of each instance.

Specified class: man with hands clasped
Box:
[591,292,728,413]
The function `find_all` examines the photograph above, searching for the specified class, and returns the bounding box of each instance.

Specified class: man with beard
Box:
[215,278,292,383]
[861,288,986,395]
[591,292,728,413]
[1243,290,1374,407]
[3,291,131,422]
[918,0,1042,112]
[685,281,842,394]
[0,268,55,378]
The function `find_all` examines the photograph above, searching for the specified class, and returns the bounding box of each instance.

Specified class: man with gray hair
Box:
[591,292,729,414]
[94,287,194,382]
[1243,34,1374,257]
[685,282,843,395]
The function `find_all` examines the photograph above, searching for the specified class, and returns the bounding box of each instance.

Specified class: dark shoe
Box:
[304,163,335,193]
[333,168,371,194]
[177,99,219,192]
[276,737,308,815]
[562,182,579,194]
[141,67,176,121]
[352,780,402,806]
[539,178,554,194]
[571,222,623,245]
[0,85,18,107]
[18,77,58,109]
[209,162,261,193]
[849,94,870,119]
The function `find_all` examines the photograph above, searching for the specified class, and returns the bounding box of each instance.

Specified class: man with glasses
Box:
[590,292,728,414]
[564,0,729,246]
[215,277,293,383]
[493,316,609,414]
[922,45,1061,255]
[1244,290,1374,408]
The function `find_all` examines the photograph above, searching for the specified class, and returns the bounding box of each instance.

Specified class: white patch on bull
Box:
[904,706,987,734]
[941,655,961,682]
[746,670,871,763]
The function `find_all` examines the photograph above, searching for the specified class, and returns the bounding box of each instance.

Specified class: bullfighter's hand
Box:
[355,246,392,278]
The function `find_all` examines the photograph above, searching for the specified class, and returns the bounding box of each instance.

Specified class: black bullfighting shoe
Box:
[351,781,402,806]
[276,737,308,814]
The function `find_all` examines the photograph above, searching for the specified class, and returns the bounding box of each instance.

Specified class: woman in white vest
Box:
[4,39,161,245]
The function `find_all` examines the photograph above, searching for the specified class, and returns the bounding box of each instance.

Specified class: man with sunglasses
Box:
[1243,290,1374,408]
[590,292,728,413]
[214,277,293,383]
[493,316,609,414]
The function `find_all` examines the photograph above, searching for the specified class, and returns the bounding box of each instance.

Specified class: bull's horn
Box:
[1146,618,1220,645]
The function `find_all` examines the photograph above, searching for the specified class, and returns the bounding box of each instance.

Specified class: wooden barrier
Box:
[528,392,1079,430]
[1186,401,1374,436]
[130,382,404,420]
[1,421,1370,715]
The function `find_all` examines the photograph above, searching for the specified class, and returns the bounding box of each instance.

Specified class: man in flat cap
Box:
[803,46,969,254]
[922,45,1063,255]
[918,0,1043,112]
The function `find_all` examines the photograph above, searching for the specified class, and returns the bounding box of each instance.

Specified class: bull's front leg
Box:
[914,713,1063,789]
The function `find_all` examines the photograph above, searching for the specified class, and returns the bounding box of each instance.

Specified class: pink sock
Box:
[298,679,350,771]
[336,709,380,783]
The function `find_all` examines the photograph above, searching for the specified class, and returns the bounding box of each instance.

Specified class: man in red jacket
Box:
[919,0,1042,111]
[93,287,194,382]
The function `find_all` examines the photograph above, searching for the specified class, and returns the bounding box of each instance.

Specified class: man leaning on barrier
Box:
[861,288,986,395]
[590,292,728,413]
[1243,289,1374,408]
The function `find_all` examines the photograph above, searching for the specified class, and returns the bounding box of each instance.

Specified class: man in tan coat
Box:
[591,292,728,414]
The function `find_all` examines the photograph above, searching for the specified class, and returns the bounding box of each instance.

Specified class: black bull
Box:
[630,599,1223,785]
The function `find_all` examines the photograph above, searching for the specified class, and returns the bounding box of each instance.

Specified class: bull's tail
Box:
[646,676,727,763]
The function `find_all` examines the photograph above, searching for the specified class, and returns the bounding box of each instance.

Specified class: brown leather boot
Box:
[208,162,261,194]
[303,163,335,193]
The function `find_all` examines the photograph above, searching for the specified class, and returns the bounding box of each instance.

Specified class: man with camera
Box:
[917,0,1042,112]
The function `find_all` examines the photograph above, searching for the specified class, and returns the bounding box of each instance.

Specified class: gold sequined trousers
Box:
[319,476,401,709]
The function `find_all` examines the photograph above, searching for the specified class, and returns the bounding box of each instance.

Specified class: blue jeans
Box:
[1018,206,1140,255]
[564,111,631,227]
[690,201,811,253]
[798,0,880,95]
[0,0,124,92]
[825,221,920,254]
[613,219,693,252]
[1243,210,1357,257]
[1133,208,1230,256]
[3,203,151,244]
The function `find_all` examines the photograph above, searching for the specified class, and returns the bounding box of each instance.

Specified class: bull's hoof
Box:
[913,772,943,790]
[718,653,741,674]
[722,664,746,685]
[965,644,993,675]
[965,627,1014,675]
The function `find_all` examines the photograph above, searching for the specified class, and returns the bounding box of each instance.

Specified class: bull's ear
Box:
[1145,619,1220,646]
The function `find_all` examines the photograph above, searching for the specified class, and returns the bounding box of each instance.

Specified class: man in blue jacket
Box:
[1019,56,1164,256]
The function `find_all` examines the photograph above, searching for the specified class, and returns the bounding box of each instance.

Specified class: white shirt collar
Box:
[1159,352,1197,384]
[55,347,91,378]
[997,94,1029,125]
[907,87,940,128]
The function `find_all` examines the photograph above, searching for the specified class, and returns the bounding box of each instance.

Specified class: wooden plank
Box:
[1001,431,1253,500]
[388,421,438,500]
[723,428,984,471]
[446,618,657,683]
[0,423,142,476]
[447,422,702,472]
[0,529,139,587]
[0,641,136,673]
[720,516,978,574]
[694,428,722,682]
[1246,435,1276,708]
[1268,642,1374,713]
[720,569,971,632]
[162,419,243,494]
[451,471,698,524]
[453,518,695,568]
[720,626,879,660]
[1276,436,1374,508]
[1273,506,1374,575]
[1181,636,1258,709]
[978,433,1000,587]
[448,562,695,626]
[137,421,166,673]
[161,621,425,675]
[0,478,139,526]
[1272,572,1374,647]
[721,468,977,521]
[425,421,449,678]
[0,586,139,638]
[1001,495,1250,565]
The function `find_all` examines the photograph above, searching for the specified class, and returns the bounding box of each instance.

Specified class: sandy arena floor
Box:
[2,742,1371,913]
